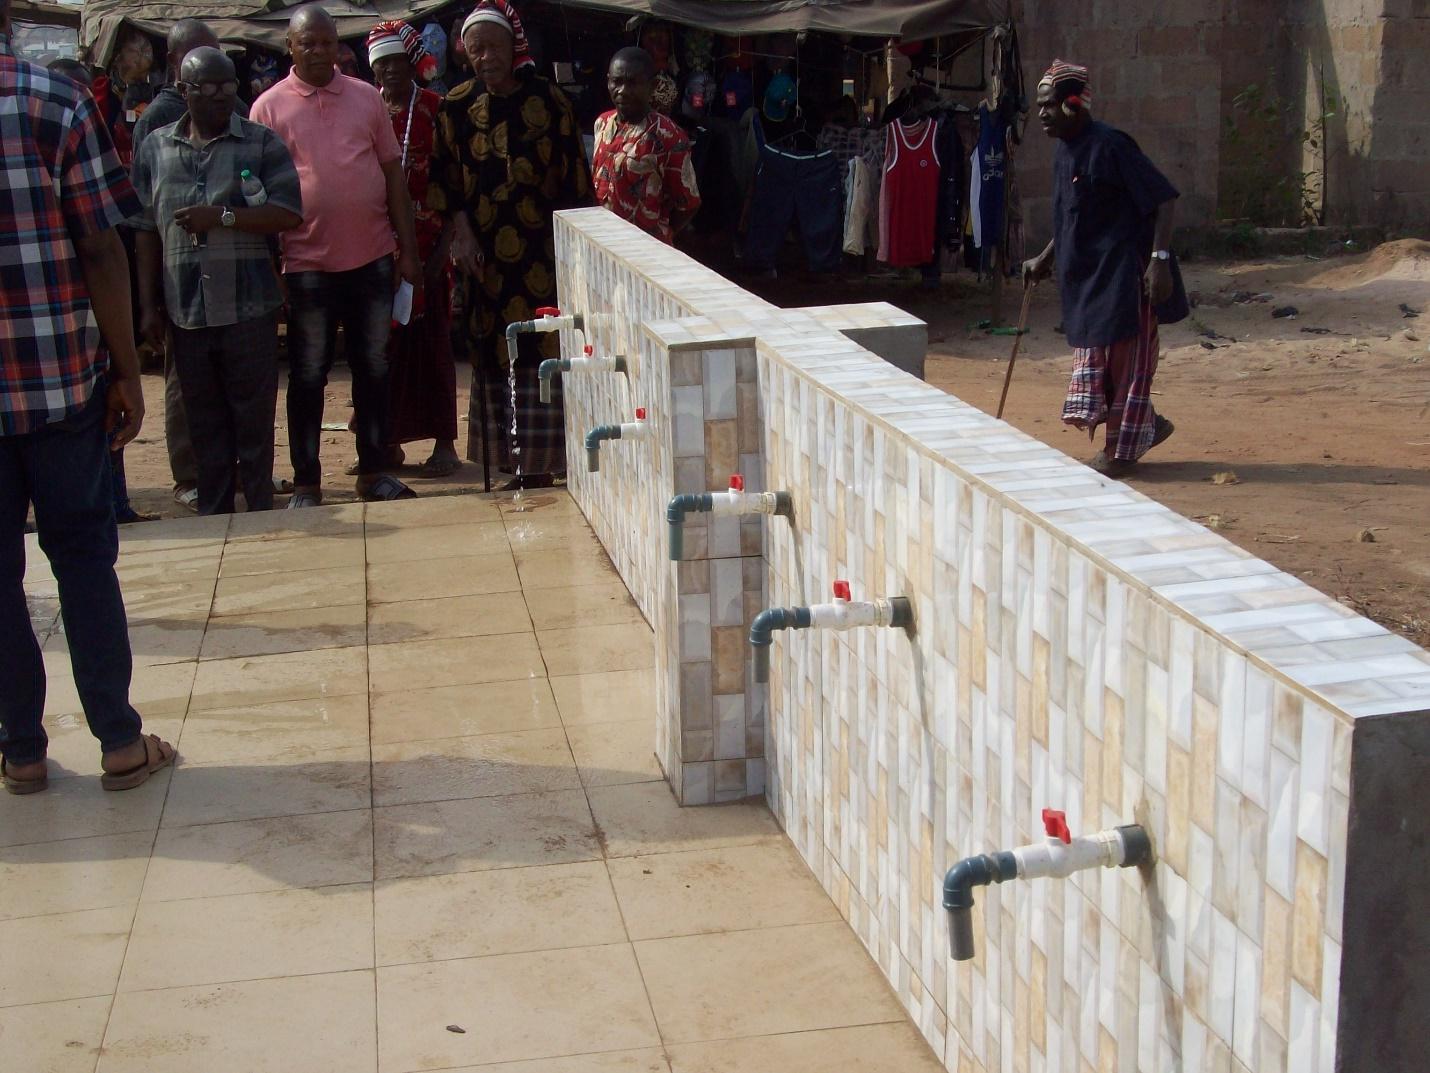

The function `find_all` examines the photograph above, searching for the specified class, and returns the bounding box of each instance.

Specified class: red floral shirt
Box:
[591,109,700,244]
[388,85,445,259]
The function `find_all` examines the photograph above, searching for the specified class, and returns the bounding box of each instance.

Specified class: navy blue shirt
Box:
[1053,121,1178,348]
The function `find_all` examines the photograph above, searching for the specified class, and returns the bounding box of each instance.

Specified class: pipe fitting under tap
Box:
[538,345,629,404]
[506,306,585,367]
[942,809,1153,962]
[748,581,913,683]
[584,408,650,473]
[666,474,794,560]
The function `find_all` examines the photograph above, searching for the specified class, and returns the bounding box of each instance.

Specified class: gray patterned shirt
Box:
[132,113,302,329]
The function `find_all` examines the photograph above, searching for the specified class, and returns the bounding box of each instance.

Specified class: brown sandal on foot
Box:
[2,758,49,795]
[101,734,177,792]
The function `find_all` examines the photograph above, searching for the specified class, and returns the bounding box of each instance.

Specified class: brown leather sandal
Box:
[2,758,48,795]
[100,734,177,792]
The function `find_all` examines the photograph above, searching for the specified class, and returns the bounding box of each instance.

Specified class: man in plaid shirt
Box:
[0,0,177,795]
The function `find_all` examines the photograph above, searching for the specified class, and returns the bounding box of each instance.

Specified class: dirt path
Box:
[115,243,1430,646]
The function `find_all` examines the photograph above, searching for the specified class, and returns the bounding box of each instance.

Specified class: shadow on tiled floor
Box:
[1,492,943,1073]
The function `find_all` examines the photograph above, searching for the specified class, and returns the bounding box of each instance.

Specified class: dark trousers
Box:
[285,256,394,487]
[0,390,143,767]
[171,310,281,515]
[743,146,843,273]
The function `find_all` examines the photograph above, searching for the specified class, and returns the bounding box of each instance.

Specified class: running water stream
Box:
[505,333,526,514]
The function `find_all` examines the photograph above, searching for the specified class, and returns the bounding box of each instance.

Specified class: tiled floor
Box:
[4,491,941,1073]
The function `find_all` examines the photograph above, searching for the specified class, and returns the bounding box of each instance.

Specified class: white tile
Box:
[710,559,744,628]
[1288,981,1319,1072]
[1298,704,1334,855]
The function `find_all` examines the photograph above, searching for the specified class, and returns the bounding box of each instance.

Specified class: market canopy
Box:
[81,0,1010,66]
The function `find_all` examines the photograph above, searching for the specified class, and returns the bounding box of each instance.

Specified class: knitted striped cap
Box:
[367,20,437,82]
[1041,59,1091,106]
[460,0,535,71]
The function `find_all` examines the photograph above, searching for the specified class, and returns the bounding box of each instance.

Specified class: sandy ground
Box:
[114,240,1430,646]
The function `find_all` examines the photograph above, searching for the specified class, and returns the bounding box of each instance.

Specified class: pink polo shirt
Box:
[251,71,401,274]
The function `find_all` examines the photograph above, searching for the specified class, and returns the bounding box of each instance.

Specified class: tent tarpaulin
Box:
[80,1,461,65]
[81,0,1009,65]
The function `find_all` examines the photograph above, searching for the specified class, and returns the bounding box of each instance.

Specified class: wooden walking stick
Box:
[996,283,1035,420]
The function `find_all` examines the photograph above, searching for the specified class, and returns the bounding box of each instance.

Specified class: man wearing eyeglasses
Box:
[131,47,303,515]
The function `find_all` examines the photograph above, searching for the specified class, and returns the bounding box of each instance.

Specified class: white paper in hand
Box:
[392,281,414,326]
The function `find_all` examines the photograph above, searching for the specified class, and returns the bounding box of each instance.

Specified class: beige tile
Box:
[114,557,219,588]
[211,565,365,616]
[99,971,376,1073]
[539,623,654,678]
[550,669,656,727]
[515,544,620,591]
[370,679,561,745]
[176,693,370,765]
[372,728,578,807]
[0,907,131,1007]
[144,809,373,901]
[41,711,183,780]
[46,618,207,666]
[523,582,644,631]
[199,603,369,660]
[121,579,215,623]
[365,521,508,565]
[427,1051,669,1073]
[377,945,659,1071]
[667,1023,944,1072]
[0,832,152,921]
[504,518,609,555]
[365,493,500,529]
[635,922,904,1043]
[189,645,367,712]
[118,514,231,550]
[566,720,662,789]
[0,768,172,848]
[44,657,196,720]
[367,552,520,604]
[225,501,366,541]
[161,747,370,828]
[218,534,366,577]
[368,633,543,695]
[375,861,625,966]
[586,782,782,858]
[367,591,532,646]
[120,884,373,992]
[498,489,582,521]
[374,790,600,880]
[608,843,839,941]
[0,995,111,1073]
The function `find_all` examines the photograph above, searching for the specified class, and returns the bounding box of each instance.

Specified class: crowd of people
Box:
[1,1,1179,809]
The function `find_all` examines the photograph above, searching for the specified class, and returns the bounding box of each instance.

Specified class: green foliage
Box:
[1221,82,1339,227]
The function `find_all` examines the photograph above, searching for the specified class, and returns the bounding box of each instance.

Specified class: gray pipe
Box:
[665,493,713,560]
[748,606,812,683]
[538,358,563,404]
[942,852,1018,961]
[584,424,623,472]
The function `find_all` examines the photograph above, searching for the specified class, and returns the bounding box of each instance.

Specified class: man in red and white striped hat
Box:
[1023,59,1181,477]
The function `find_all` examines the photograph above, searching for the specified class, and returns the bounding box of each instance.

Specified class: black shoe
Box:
[1150,415,1176,450]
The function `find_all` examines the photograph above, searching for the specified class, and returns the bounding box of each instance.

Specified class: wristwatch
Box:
[1151,249,1171,261]
[220,207,236,228]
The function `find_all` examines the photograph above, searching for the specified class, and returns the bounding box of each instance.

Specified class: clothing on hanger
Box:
[969,103,1008,271]
[744,143,843,274]
[879,117,941,268]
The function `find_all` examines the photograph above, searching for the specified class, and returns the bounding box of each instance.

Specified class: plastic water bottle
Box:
[239,169,267,207]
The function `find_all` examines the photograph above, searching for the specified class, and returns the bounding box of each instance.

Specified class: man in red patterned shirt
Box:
[592,47,700,244]
[0,0,176,794]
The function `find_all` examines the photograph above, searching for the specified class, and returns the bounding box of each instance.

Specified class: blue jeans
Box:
[0,390,143,767]
[285,256,394,487]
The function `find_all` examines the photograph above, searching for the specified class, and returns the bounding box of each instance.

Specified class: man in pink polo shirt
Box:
[251,4,421,505]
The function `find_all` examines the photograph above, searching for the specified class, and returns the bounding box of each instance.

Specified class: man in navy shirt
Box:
[1023,60,1179,476]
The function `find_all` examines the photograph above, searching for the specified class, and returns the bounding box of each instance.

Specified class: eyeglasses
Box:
[180,80,239,98]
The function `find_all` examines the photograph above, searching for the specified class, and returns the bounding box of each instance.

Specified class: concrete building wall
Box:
[1013,0,1428,241]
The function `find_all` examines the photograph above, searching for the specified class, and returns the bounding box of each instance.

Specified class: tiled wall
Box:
[552,211,1430,1072]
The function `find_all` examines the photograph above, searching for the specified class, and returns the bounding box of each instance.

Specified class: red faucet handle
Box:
[832,580,851,601]
[1041,808,1072,844]
[635,407,647,421]
[729,474,745,492]
[584,345,594,355]
[534,306,561,318]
